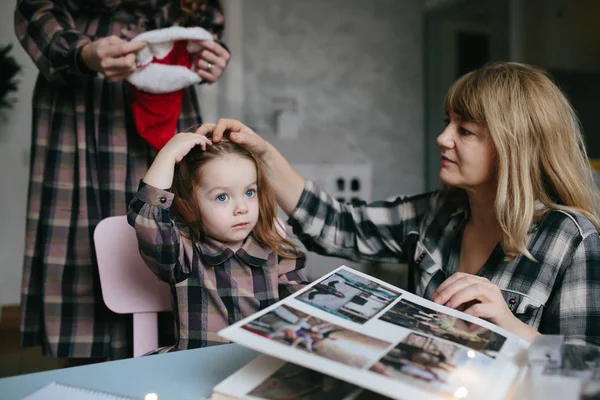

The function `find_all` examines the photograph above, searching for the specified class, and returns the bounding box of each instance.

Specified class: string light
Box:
[454,387,468,399]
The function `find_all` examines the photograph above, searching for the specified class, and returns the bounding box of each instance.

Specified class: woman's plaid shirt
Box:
[288,180,600,346]
[128,183,308,351]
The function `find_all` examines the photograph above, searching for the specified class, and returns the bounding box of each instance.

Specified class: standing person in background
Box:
[14,0,230,364]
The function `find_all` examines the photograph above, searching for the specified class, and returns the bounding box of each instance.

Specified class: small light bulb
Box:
[467,350,476,358]
[454,387,468,399]
[144,393,158,400]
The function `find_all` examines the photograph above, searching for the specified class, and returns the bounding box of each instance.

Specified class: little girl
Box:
[127,132,309,352]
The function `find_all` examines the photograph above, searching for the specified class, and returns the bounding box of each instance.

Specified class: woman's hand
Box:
[194,118,305,215]
[191,40,230,83]
[432,272,540,342]
[80,36,147,82]
[143,133,212,189]
[194,119,270,157]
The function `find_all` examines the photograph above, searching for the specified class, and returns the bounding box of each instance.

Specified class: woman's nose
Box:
[436,126,455,149]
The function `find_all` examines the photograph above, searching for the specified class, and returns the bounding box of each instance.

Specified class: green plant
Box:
[0,44,22,111]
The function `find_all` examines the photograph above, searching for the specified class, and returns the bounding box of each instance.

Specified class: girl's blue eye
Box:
[245,189,256,198]
[459,127,472,136]
[216,194,228,202]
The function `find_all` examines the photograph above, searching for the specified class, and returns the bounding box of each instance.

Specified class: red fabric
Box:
[130,40,195,150]
[153,39,194,69]
[129,86,185,150]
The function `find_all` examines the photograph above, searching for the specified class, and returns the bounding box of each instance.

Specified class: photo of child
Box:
[297,269,401,324]
[242,305,392,368]
[379,299,506,358]
[369,333,493,397]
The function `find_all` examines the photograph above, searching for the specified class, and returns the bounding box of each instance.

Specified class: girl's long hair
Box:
[171,136,301,258]
[444,61,600,260]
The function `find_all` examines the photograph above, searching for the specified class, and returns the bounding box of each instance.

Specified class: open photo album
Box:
[210,266,530,400]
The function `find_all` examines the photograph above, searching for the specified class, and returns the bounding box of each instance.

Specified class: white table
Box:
[0,344,258,400]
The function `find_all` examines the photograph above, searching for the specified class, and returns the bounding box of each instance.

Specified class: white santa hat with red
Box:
[127,26,214,150]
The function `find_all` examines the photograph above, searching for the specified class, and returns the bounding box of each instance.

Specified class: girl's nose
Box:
[234,201,248,215]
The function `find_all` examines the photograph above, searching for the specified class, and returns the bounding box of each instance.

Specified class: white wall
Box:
[243,0,425,201]
[0,3,35,306]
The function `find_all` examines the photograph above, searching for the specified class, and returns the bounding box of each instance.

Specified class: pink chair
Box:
[94,215,172,357]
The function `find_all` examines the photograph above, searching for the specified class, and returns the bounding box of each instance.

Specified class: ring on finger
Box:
[206,62,214,72]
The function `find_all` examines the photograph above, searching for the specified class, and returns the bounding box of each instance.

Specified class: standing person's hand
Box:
[191,40,230,83]
[80,36,147,82]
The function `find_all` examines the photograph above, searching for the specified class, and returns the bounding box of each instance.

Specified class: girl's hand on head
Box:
[158,132,212,164]
[191,40,230,83]
[431,272,515,330]
[143,133,211,190]
[195,119,269,157]
[80,36,147,82]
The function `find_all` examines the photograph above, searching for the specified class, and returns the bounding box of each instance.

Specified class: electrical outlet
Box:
[315,163,372,204]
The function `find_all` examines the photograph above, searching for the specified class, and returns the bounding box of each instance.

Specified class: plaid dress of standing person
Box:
[14,0,226,359]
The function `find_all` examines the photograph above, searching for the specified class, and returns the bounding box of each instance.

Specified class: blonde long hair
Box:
[171,136,300,258]
[444,62,600,259]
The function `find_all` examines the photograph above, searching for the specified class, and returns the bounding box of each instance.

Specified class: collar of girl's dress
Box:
[196,233,271,267]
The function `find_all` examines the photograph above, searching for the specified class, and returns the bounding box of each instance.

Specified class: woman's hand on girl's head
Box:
[159,132,212,164]
[195,119,305,216]
[195,119,269,157]
[191,40,230,83]
[80,36,147,82]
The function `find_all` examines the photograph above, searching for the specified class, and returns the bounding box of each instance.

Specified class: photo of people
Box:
[248,362,360,400]
[543,344,600,378]
[297,269,401,324]
[379,299,506,358]
[369,333,492,397]
[242,305,392,368]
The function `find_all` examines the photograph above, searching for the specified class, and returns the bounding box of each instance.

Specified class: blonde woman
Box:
[197,62,600,346]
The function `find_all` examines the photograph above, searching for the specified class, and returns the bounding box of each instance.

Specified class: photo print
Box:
[242,304,391,368]
[369,333,493,397]
[247,362,360,400]
[543,344,600,378]
[297,269,401,324]
[379,298,506,358]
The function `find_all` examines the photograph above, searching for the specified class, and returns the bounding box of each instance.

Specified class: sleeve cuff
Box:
[287,180,318,226]
[61,32,95,78]
[215,39,230,55]
[137,180,175,208]
[73,41,96,77]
